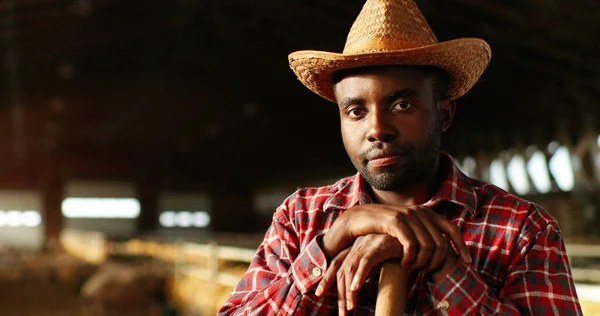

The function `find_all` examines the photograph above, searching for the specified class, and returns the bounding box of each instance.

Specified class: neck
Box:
[372,156,442,206]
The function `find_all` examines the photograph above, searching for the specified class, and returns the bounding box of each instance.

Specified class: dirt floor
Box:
[0,276,598,315]
[0,279,84,316]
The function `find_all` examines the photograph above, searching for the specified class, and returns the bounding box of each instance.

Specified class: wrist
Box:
[322,231,341,259]
[322,218,351,259]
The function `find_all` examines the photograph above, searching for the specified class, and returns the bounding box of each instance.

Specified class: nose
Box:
[366,110,398,143]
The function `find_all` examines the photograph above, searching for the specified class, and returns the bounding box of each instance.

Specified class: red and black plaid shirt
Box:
[219,153,582,315]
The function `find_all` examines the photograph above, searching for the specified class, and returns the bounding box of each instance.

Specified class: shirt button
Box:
[312,267,323,277]
[436,300,449,310]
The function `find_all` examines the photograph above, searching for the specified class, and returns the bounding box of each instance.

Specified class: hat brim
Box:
[288,38,491,102]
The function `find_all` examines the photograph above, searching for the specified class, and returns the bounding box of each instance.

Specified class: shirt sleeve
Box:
[217,206,331,316]
[426,223,583,315]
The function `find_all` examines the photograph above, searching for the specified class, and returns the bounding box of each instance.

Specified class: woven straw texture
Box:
[288,0,491,102]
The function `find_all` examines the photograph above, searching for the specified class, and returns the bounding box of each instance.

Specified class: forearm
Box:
[427,260,521,315]
[428,224,583,315]
[219,236,330,316]
[322,216,351,259]
[219,274,304,316]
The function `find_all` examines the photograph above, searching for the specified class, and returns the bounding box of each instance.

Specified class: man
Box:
[219,0,582,315]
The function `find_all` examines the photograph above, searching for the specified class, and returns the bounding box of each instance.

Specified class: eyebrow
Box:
[383,89,419,103]
[339,97,365,110]
[339,89,420,109]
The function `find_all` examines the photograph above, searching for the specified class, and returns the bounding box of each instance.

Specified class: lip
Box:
[368,155,401,167]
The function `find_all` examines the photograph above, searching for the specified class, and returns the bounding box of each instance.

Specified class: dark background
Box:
[0,0,598,237]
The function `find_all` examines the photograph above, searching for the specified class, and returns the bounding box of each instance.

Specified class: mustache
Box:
[358,143,414,161]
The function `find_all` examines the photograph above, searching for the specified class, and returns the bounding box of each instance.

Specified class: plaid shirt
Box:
[218,153,582,315]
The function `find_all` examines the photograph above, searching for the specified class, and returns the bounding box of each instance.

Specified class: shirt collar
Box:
[322,152,478,216]
[323,173,374,212]
[424,152,479,216]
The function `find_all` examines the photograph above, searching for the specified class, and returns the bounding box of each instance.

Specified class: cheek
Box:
[412,116,440,147]
[401,112,436,139]
[340,123,362,153]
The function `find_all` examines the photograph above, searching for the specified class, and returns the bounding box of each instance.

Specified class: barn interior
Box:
[0,0,599,315]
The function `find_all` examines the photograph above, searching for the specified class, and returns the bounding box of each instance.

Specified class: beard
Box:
[350,119,442,192]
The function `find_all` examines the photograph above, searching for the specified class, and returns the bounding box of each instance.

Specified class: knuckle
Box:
[345,262,357,274]
[405,242,416,255]
[370,234,381,242]
[434,238,445,248]
[383,234,395,242]
[421,241,434,253]
[396,243,405,254]
[359,256,371,267]
[391,212,404,223]
[342,266,350,276]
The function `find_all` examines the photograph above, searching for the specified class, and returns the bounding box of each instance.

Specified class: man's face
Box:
[334,66,452,191]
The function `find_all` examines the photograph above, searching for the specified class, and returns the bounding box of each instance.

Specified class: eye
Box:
[392,101,412,111]
[346,107,366,118]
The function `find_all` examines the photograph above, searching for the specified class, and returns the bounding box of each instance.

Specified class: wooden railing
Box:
[59,230,600,314]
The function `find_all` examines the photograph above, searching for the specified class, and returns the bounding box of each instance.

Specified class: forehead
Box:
[333,66,433,99]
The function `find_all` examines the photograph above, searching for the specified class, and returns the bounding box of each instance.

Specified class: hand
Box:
[316,234,402,315]
[322,204,471,267]
[317,233,459,314]
[314,246,352,315]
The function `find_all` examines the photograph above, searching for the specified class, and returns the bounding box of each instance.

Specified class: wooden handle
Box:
[375,261,409,316]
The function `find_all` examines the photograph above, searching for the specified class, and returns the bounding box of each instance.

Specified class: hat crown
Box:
[343,0,438,54]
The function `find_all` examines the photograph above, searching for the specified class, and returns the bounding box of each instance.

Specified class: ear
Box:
[437,99,456,132]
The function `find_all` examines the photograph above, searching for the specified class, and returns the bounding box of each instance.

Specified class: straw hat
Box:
[288,0,492,102]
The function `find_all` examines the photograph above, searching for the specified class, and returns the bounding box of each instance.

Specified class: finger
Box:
[426,207,472,263]
[337,268,347,316]
[405,213,435,270]
[415,210,448,271]
[343,259,359,311]
[386,213,419,267]
[344,206,389,237]
[347,205,407,237]
[316,248,350,297]
[345,236,372,311]
[349,249,381,296]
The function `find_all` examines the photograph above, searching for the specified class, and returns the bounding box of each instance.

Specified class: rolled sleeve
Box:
[427,260,504,315]
[425,222,582,315]
[291,235,328,294]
